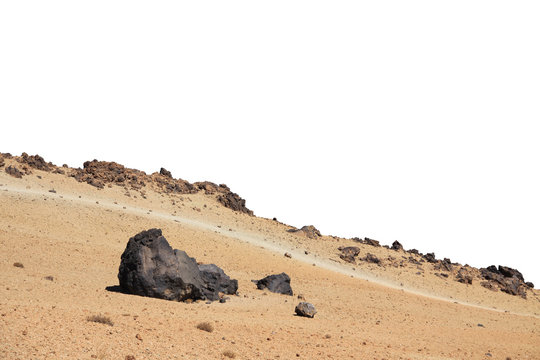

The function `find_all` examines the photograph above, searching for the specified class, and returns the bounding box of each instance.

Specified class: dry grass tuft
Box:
[87,314,114,326]
[222,350,236,358]
[13,262,24,268]
[196,321,214,333]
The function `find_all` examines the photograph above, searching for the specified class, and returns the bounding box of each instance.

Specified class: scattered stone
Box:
[48,189,56,193]
[295,302,317,318]
[252,273,293,295]
[284,252,292,258]
[525,282,534,288]
[118,229,237,302]
[391,241,403,251]
[363,253,380,264]
[288,225,322,239]
[477,323,485,327]
[5,165,23,178]
[13,262,24,268]
[0,157,4,168]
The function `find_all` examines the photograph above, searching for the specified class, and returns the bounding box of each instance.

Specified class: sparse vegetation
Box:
[87,314,114,326]
[13,262,24,268]
[196,321,214,332]
[222,350,236,358]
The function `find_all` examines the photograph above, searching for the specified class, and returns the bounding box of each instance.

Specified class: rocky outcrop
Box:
[252,273,293,295]
[118,229,237,302]
[217,190,254,216]
[18,153,54,171]
[480,265,529,298]
[288,225,321,239]
[295,302,317,318]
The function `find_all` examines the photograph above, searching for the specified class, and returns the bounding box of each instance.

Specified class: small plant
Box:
[196,321,214,333]
[13,262,24,268]
[222,350,236,358]
[87,314,114,326]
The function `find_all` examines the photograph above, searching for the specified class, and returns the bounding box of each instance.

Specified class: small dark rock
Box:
[525,282,534,288]
[252,273,293,295]
[391,241,403,251]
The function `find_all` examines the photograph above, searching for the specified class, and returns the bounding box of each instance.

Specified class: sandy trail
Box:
[4,183,537,319]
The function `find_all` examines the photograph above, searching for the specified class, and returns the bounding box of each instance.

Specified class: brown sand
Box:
[1,158,539,359]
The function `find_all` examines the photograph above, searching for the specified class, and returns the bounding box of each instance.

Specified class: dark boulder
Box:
[338,246,360,264]
[198,264,238,299]
[252,273,293,295]
[160,167,172,178]
[363,253,380,264]
[118,229,237,302]
[424,253,437,263]
[391,241,403,251]
[295,302,317,318]
[525,282,534,288]
[5,165,23,178]
[0,156,4,168]
[498,266,524,281]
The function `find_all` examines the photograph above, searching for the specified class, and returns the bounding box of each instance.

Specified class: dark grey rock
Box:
[391,241,403,251]
[118,229,237,302]
[252,273,293,295]
[198,264,238,299]
[295,302,317,318]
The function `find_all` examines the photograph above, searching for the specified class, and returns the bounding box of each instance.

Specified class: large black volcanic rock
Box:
[118,229,237,302]
[252,273,293,295]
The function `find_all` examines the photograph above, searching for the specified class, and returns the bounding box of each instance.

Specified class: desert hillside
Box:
[1,153,539,360]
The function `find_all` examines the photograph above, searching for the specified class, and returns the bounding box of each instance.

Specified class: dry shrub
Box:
[222,350,236,358]
[87,314,114,326]
[196,321,214,332]
[13,262,24,268]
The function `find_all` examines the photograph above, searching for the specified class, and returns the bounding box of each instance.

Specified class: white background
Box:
[1,1,539,285]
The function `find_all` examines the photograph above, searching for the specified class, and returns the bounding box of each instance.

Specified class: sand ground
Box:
[1,160,539,359]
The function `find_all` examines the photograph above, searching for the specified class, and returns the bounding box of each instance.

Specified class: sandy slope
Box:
[1,160,539,359]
